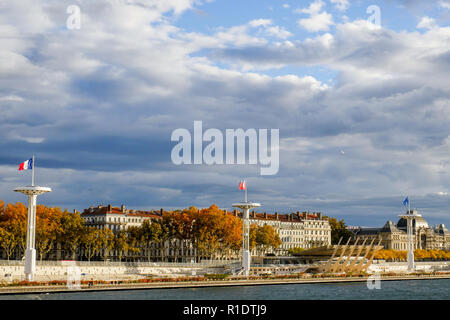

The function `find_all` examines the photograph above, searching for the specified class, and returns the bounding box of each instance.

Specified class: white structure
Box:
[232,201,260,276]
[14,185,51,281]
[398,210,421,271]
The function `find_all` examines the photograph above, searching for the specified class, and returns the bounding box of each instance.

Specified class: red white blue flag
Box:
[18,158,33,171]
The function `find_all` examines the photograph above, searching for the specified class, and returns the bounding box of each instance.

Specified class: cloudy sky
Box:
[1,0,450,227]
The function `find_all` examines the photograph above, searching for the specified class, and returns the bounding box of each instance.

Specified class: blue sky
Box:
[1,0,450,228]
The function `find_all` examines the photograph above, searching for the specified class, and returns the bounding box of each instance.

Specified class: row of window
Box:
[84,215,146,224]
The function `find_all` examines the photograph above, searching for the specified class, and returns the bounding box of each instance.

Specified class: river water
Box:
[1,279,449,300]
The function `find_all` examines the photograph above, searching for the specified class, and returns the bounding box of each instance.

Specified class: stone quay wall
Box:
[0,260,236,283]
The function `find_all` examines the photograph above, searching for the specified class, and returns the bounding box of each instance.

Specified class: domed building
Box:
[353,210,450,251]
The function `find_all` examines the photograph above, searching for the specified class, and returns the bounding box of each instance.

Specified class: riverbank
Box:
[1,274,449,295]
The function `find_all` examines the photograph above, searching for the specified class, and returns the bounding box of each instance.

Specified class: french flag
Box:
[18,158,33,171]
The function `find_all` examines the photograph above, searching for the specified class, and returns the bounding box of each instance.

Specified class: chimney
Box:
[121,204,126,212]
[288,214,291,221]
[318,212,322,219]
[233,209,238,217]
[107,204,112,212]
[275,212,279,220]
[160,208,163,215]
[264,212,267,219]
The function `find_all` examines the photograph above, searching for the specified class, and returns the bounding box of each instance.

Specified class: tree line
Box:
[374,249,450,261]
[0,201,282,262]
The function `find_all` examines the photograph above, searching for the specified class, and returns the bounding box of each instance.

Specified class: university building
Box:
[353,210,450,251]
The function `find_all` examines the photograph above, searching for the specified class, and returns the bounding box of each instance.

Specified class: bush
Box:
[204,273,229,280]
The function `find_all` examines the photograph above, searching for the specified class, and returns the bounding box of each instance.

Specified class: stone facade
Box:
[353,210,450,251]
[82,204,161,232]
[232,210,332,254]
[81,205,331,259]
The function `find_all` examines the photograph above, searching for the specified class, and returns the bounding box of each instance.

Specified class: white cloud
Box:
[248,19,272,27]
[298,11,334,32]
[295,0,325,15]
[439,1,450,9]
[296,0,334,32]
[417,16,438,29]
[330,0,349,12]
[248,19,292,39]
[265,26,293,39]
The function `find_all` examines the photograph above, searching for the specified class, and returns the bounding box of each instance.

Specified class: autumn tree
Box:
[114,230,128,262]
[82,227,100,261]
[126,226,143,261]
[288,247,306,256]
[35,205,63,261]
[250,224,282,255]
[0,202,27,258]
[57,210,85,259]
[98,228,114,261]
[163,208,196,262]
[141,219,163,262]
[0,227,18,261]
[255,224,282,254]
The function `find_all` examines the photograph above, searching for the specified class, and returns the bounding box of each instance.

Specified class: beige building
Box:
[81,205,331,260]
[232,210,332,254]
[353,210,450,251]
[82,204,161,232]
[82,205,201,262]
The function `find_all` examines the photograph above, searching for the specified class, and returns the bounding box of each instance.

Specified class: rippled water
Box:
[1,279,449,300]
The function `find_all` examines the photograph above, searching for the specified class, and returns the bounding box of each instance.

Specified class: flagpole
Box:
[32,155,35,187]
[245,183,247,203]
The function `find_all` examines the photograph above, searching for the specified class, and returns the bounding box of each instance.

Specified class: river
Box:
[0,279,449,300]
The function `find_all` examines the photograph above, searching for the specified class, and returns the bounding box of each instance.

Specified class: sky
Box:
[1,0,450,228]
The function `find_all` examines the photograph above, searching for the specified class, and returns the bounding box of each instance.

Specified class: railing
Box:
[0,259,241,268]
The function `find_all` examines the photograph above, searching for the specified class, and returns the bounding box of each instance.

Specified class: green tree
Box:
[328,217,353,244]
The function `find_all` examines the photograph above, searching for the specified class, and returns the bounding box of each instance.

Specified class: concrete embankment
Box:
[0,261,230,282]
[1,274,449,295]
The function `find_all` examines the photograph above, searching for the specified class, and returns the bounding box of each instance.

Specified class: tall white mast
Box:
[233,180,260,277]
[14,157,51,281]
